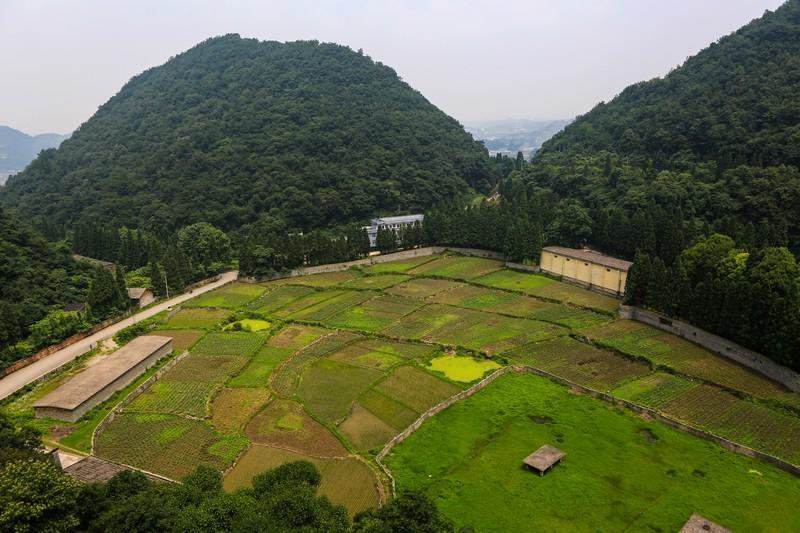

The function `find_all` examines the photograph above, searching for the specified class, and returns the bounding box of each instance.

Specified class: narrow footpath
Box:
[0,271,238,400]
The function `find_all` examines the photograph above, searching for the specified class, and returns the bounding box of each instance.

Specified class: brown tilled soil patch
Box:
[245,399,346,457]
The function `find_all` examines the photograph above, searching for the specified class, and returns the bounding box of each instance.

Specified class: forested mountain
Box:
[0,35,494,235]
[0,126,67,181]
[528,1,800,253]
[512,0,800,368]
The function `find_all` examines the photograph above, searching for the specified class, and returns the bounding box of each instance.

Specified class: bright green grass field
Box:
[385,372,800,532]
[427,356,501,382]
[183,282,266,308]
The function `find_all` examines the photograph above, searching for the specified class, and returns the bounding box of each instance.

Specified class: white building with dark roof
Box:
[363,214,424,247]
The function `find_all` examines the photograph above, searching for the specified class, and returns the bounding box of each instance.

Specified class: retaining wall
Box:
[620,305,800,392]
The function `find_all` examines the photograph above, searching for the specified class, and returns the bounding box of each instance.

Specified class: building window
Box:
[606,268,610,272]
[584,263,588,266]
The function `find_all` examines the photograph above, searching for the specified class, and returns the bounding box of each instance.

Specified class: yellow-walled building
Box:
[539,246,632,296]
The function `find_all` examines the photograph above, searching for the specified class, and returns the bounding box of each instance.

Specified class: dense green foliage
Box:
[525,1,800,254]
[625,235,800,369]
[1,34,495,234]
[0,207,95,366]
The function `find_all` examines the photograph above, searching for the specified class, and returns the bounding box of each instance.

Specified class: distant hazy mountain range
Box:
[465,118,572,157]
[0,126,69,184]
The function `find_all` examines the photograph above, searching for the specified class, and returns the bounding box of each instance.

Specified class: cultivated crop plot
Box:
[427,356,501,382]
[505,337,649,390]
[474,269,619,312]
[385,277,463,299]
[326,294,424,331]
[339,403,399,451]
[613,373,700,409]
[430,284,610,329]
[248,285,315,313]
[245,399,347,457]
[227,346,294,388]
[585,320,790,400]
[266,289,351,318]
[183,282,266,308]
[223,445,380,515]
[152,329,204,351]
[166,307,230,329]
[284,290,374,321]
[268,270,360,288]
[328,339,436,370]
[340,273,411,290]
[385,373,800,532]
[383,304,567,354]
[362,255,438,273]
[267,324,329,350]
[375,365,461,413]
[127,354,248,417]
[407,255,504,280]
[210,388,270,434]
[191,331,266,357]
[95,413,247,480]
[296,358,383,422]
[270,331,362,397]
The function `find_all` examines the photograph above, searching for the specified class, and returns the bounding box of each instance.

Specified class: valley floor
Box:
[4,253,799,529]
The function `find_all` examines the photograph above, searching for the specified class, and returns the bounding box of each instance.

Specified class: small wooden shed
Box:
[523,444,565,476]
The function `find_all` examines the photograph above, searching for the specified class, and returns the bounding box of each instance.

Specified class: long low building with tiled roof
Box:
[540,246,632,296]
[33,335,172,422]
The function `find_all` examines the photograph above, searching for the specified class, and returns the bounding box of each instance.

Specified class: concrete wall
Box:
[540,249,627,296]
[620,305,800,392]
[240,246,508,283]
[35,340,173,422]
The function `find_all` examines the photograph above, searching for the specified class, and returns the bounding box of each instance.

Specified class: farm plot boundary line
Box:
[376,365,800,497]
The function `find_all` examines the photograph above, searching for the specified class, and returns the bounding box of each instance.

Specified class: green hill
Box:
[525,0,800,256]
[510,1,800,368]
[1,35,493,233]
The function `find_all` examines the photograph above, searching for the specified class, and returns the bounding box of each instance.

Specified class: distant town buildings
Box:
[363,214,424,247]
[539,246,632,296]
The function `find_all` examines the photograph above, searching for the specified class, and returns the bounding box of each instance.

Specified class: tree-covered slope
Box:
[0,207,93,359]
[1,35,492,234]
[541,1,800,167]
[524,0,800,256]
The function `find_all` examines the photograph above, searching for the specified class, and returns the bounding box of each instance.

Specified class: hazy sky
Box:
[0,0,786,134]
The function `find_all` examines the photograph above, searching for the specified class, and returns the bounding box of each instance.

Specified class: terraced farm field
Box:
[183,282,265,308]
[584,320,789,400]
[27,252,794,530]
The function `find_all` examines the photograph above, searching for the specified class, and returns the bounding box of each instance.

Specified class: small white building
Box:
[363,214,424,247]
